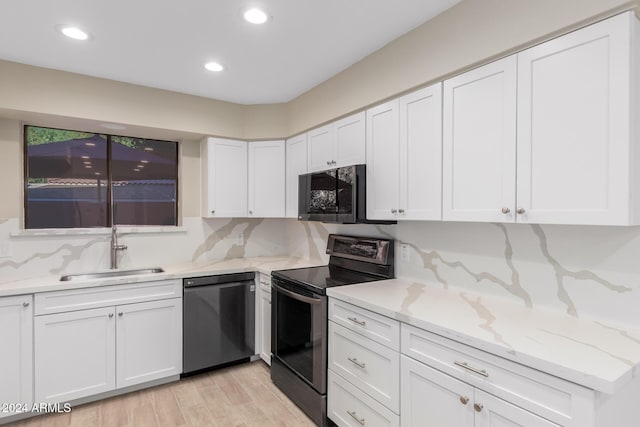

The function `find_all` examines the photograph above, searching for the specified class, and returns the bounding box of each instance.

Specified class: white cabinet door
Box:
[401,355,474,427]
[475,390,560,427]
[248,140,285,217]
[516,13,632,225]
[259,284,271,365]
[366,100,400,220]
[115,298,182,389]
[334,111,366,168]
[399,84,443,220]
[308,124,334,172]
[0,295,33,418]
[35,307,116,403]
[443,56,517,223]
[286,134,308,218]
[202,137,247,218]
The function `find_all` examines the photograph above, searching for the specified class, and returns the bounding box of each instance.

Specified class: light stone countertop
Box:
[327,278,640,395]
[0,256,324,297]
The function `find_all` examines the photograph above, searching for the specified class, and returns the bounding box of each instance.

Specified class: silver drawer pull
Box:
[347,316,366,327]
[454,361,489,378]
[347,410,365,426]
[347,357,366,369]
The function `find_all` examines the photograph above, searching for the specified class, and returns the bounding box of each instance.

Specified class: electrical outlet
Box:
[236,233,244,246]
[0,241,12,258]
[400,243,410,262]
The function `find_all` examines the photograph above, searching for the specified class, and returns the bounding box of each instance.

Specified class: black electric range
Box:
[270,234,394,427]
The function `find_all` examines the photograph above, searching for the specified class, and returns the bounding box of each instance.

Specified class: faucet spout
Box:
[110,224,128,269]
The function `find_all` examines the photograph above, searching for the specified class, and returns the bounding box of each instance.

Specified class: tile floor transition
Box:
[6,361,316,427]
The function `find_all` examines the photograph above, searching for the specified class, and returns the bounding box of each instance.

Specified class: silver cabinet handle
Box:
[347,410,365,426]
[516,207,526,214]
[459,396,469,405]
[347,316,366,327]
[118,312,124,317]
[332,160,337,165]
[249,210,253,215]
[326,161,331,166]
[501,207,511,214]
[391,209,397,214]
[23,302,30,307]
[454,361,489,377]
[108,313,114,318]
[474,403,483,413]
[347,357,366,369]
[211,210,215,214]
[398,209,405,214]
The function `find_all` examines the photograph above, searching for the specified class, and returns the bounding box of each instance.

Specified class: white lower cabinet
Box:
[34,280,182,404]
[328,298,639,427]
[35,307,116,403]
[328,369,400,427]
[115,298,182,388]
[328,299,400,426]
[401,355,559,427]
[258,274,271,365]
[0,295,33,418]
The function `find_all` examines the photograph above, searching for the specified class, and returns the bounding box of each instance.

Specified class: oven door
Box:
[271,277,327,394]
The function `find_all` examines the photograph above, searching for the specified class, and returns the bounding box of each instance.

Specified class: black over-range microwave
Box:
[298,164,394,224]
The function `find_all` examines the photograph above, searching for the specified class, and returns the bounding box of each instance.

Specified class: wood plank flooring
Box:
[7,361,316,427]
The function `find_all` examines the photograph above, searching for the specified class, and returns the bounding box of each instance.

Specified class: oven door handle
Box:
[273,283,323,305]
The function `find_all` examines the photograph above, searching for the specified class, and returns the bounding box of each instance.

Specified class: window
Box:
[24,126,179,229]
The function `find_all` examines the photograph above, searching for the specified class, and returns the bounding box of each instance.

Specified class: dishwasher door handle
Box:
[273,283,322,305]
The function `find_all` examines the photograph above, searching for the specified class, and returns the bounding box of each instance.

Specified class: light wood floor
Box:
[8,361,316,427]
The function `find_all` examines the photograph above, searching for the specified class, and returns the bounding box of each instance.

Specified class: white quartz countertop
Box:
[327,278,640,395]
[0,256,324,297]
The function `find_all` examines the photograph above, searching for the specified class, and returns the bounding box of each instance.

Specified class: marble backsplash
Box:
[3,215,640,329]
[285,219,640,328]
[0,217,288,282]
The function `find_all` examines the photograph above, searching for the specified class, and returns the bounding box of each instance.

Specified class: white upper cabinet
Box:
[248,140,285,217]
[308,124,334,172]
[443,56,517,223]
[443,12,640,225]
[516,12,637,225]
[308,112,366,172]
[399,84,443,220]
[367,84,443,221]
[285,134,308,218]
[201,137,247,218]
[334,112,366,167]
[367,100,400,220]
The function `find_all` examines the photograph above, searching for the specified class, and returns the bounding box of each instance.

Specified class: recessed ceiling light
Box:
[143,147,154,151]
[244,8,269,24]
[204,62,224,72]
[99,123,126,130]
[85,142,95,147]
[59,26,90,41]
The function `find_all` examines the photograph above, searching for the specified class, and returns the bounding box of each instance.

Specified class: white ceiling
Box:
[0,0,461,105]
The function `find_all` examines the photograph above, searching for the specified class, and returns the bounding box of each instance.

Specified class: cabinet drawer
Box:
[328,369,399,427]
[329,298,399,350]
[401,324,592,426]
[35,279,182,315]
[329,321,399,413]
[259,274,271,293]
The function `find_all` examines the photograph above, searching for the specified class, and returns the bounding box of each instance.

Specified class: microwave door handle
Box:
[274,283,323,305]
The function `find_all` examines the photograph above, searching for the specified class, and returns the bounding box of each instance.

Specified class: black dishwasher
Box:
[183,272,256,375]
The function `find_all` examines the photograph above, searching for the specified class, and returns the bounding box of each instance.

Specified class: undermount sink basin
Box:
[60,268,165,282]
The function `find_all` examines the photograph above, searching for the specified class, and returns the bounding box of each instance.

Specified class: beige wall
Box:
[0,118,22,219]
[286,0,637,134]
[1,0,638,220]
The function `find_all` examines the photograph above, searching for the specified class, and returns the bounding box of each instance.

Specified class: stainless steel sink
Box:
[60,268,165,282]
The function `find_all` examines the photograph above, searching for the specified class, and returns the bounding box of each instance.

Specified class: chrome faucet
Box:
[110,224,128,269]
